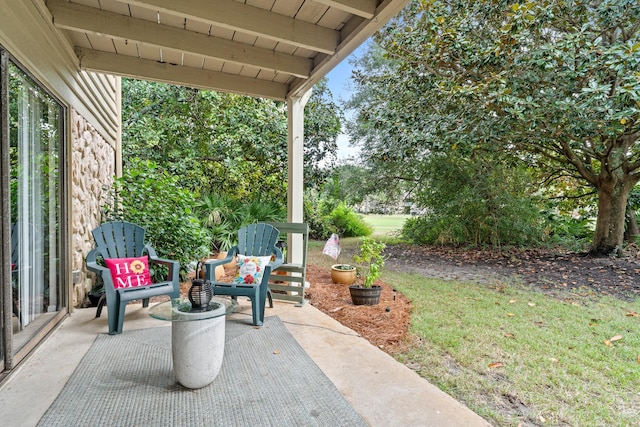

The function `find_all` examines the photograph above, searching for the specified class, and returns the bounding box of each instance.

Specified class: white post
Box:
[286,90,311,265]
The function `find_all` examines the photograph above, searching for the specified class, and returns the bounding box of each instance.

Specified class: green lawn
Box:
[362,214,410,237]
[307,226,640,426]
[388,274,640,426]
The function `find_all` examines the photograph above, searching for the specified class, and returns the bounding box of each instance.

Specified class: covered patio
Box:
[2,0,413,376]
[0,298,490,426]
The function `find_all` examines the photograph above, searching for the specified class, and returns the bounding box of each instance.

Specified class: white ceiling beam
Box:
[312,0,377,19]
[48,0,312,79]
[75,48,289,100]
[125,0,339,54]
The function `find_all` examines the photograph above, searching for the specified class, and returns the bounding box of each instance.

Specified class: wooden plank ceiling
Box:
[46,0,410,100]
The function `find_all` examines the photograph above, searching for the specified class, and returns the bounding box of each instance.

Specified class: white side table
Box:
[149,297,236,389]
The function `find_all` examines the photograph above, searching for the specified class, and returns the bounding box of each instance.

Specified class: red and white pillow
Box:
[104,256,151,289]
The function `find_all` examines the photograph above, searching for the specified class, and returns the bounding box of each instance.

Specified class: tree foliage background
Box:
[346,0,640,253]
[122,78,341,203]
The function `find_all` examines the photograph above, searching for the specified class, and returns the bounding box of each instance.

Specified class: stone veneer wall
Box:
[70,109,116,307]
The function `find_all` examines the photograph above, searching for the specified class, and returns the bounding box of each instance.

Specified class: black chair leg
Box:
[96,294,106,318]
[267,289,273,308]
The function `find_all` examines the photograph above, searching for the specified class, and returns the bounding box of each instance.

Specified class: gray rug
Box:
[38,316,367,427]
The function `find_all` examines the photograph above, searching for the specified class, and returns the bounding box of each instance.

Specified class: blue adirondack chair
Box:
[204,223,283,326]
[85,221,180,334]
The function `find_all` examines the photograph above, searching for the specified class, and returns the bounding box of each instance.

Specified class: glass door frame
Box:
[0,47,69,375]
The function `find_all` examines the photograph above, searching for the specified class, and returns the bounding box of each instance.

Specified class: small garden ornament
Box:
[324,233,357,284]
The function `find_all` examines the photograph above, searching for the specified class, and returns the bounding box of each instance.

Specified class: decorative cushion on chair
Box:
[104,256,151,289]
[233,255,271,285]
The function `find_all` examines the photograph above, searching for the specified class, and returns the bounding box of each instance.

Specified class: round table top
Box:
[149,297,237,322]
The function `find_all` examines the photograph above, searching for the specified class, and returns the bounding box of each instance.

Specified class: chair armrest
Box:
[204,246,239,281]
[143,243,174,265]
[85,248,117,295]
[269,247,284,272]
[258,247,283,286]
[85,248,108,277]
[143,243,180,284]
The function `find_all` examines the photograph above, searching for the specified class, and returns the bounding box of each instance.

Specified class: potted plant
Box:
[349,237,386,305]
[330,263,357,285]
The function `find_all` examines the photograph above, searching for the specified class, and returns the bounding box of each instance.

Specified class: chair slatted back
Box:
[237,223,280,257]
[91,221,146,258]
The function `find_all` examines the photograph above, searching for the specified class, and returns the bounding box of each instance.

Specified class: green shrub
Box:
[406,154,546,247]
[194,191,286,251]
[325,203,372,237]
[542,210,593,251]
[303,189,330,239]
[103,159,211,278]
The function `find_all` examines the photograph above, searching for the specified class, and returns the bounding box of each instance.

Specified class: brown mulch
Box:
[383,243,640,301]
[304,264,411,354]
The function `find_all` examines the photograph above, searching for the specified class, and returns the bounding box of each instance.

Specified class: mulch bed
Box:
[304,264,411,353]
[383,243,640,301]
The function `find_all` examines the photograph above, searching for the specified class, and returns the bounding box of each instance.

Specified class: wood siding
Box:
[0,0,119,143]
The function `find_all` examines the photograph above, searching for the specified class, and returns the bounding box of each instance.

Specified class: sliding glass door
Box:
[1,51,66,370]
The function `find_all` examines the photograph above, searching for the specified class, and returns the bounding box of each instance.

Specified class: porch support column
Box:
[286,90,311,264]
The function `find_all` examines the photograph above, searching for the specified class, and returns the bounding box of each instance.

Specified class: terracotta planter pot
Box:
[330,264,356,285]
[199,263,225,281]
[215,251,237,270]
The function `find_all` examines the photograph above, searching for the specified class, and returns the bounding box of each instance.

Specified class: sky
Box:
[324,43,369,160]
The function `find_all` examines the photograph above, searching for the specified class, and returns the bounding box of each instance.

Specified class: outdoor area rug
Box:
[37,316,366,426]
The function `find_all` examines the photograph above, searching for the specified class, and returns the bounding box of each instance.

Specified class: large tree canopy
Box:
[348,0,640,253]
[122,78,341,201]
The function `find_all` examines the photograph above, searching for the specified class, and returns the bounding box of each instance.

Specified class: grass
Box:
[387,275,640,426]
[307,226,640,426]
[362,214,410,237]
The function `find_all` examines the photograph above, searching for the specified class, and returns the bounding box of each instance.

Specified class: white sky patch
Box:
[325,43,369,160]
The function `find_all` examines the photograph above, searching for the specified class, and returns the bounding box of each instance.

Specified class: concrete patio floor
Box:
[0,299,491,427]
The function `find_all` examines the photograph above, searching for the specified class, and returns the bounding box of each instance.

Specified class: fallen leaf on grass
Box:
[509,299,517,304]
[506,312,515,317]
[504,333,515,338]
[625,311,639,317]
[549,357,558,363]
[603,335,623,346]
[528,302,536,307]
[637,355,640,364]
[488,362,504,368]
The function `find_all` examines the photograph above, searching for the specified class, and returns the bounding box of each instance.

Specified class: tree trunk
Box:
[592,184,630,255]
[624,204,640,242]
